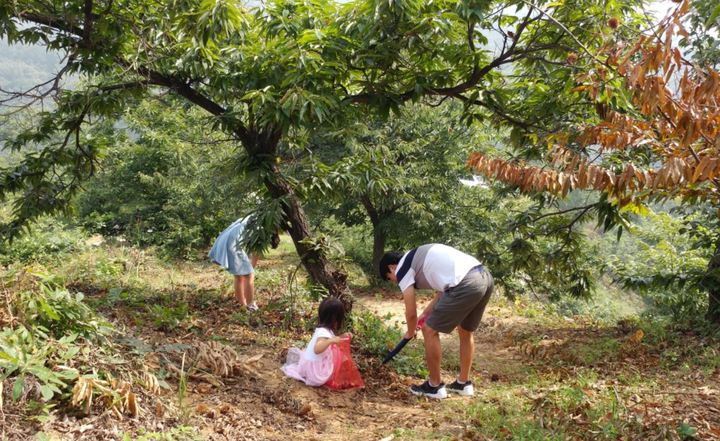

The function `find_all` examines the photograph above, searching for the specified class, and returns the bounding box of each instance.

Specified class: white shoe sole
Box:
[448,385,474,396]
[410,386,448,399]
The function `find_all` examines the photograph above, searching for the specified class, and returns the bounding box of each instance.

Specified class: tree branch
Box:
[530,202,599,223]
[15,12,254,147]
[360,195,380,226]
[81,0,94,48]
[121,65,252,145]
[518,0,604,65]
[347,10,542,105]
[458,94,542,131]
[17,12,85,38]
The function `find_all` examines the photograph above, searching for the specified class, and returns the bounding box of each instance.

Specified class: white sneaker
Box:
[247,302,259,312]
[410,381,448,399]
[447,380,474,396]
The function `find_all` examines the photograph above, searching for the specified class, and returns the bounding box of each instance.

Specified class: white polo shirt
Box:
[396,244,480,292]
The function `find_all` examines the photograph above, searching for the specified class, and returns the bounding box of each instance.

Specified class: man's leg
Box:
[456,271,493,383]
[422,324,442,386]
[458,326,475,383]
[234,275,247,306]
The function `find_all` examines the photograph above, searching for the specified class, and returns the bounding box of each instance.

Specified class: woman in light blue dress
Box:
[209,216,279,311]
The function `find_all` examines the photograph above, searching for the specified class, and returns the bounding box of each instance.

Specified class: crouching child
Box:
[281,297,363,389]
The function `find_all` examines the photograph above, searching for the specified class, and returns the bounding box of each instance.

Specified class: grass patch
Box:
[456,370,642,441]
[571,337,621,366]
[463,386,568,440]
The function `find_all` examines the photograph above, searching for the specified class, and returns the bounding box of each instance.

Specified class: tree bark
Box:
[706,239,720,325]
[360,195,387,278]
[251,135,352,310]
[372,227,387,279]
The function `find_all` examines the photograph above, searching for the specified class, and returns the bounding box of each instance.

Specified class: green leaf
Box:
[706,4,720,29]
[677,422,697,438]
[58,333,78,345]
[38,298,60,321]
[40,384,55,401]
[0,350,19,363]
[29,366,56,383]
[61,345,81,360]
[12,376,24,400]
[620,202,650,216]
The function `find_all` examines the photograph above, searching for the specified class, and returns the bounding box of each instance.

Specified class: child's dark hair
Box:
[379,251,404,280]
[318,297,346,332]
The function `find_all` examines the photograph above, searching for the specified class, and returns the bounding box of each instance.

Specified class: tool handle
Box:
[382,337,412,364]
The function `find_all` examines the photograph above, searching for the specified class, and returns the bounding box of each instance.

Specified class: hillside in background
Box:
[0,40,67,159]
[0,39,63,91]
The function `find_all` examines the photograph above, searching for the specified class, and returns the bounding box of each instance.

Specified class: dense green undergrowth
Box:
[0,268,114,421]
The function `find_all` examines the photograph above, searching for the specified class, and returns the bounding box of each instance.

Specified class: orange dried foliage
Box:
[469,0,720,205]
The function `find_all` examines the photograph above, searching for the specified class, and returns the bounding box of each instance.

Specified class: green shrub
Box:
[0,270,114,407]
[601,211,712,325]
[553,279,645,323]
[15,283,112,340]
[148,303,191,332]
[74,100,251,258]
[319,218,374,275]
[0,218,87,266]
[350,309,426,377]
[0,326,80,402]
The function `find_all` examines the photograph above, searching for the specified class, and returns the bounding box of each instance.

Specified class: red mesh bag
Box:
[325,338,364,390]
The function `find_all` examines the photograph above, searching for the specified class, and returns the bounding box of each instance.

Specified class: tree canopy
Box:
[468,2,720,321]
[0,0,658,302]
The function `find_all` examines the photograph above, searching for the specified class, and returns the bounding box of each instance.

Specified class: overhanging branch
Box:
[14,12,253,145]
[17,12,85,38]
[347,8,541,104]
[530,202,599,223]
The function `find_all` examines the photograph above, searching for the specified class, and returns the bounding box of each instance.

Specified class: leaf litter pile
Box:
[2,269,719,440]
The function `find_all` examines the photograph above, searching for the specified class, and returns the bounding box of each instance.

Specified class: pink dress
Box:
[281,327,335,387]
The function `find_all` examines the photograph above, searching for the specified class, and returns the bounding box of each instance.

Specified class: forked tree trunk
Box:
[706,239,720,325]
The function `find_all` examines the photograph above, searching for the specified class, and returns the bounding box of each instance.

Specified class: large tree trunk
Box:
[269,171,351,302]
[372,227,386,279]
[360,195,387,279]
[249,134,351,309]
[706,239,720,325]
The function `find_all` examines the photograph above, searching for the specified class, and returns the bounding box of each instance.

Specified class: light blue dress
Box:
[208,216,254,276]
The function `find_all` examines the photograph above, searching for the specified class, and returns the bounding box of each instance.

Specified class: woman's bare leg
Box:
[234,275,247,306]
[244,273,255,306]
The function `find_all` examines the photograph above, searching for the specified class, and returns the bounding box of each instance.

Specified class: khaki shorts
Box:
[425,266,493,333]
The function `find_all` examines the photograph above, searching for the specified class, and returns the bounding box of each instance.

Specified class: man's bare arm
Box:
[403,286,418,338]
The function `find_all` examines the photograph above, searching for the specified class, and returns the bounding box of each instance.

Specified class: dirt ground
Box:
[9,284,526,441]
[4,254,720,441]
